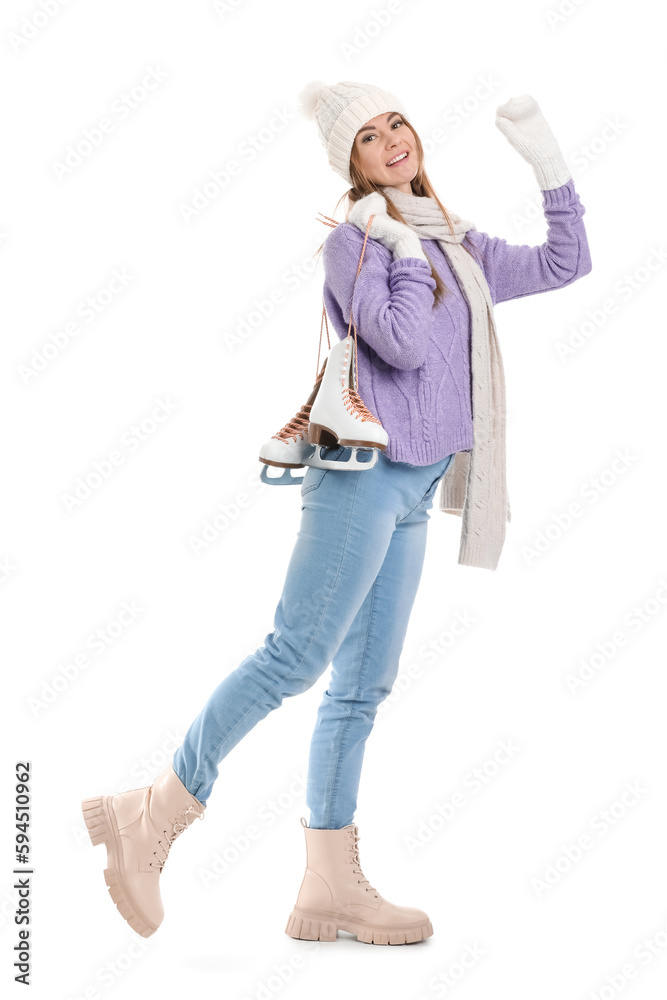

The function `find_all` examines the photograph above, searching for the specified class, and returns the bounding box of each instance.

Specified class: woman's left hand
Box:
[495,94,571,191]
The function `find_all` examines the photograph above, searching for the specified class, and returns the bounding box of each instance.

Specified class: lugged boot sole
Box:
[285,906,433,945]
[81,795,157,938]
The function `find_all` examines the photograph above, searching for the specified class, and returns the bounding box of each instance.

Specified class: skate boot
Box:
[307,333,388,469]
[259,335,388,483]
[260,211,388,485]
[285,817,433,945]
[81,764,205,937]
[259,358,328,486]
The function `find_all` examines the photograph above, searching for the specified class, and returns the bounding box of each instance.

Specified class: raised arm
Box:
[465,177,592,304]
[470,94,592,303]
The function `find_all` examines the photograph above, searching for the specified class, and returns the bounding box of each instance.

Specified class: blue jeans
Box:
[172,445,455,828]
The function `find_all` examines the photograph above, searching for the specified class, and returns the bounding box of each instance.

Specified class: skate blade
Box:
[306,445,379,472]
[260,465,305,486]
[259,445,379,485]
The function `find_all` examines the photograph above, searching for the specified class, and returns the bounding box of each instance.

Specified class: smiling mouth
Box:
[386,150,409,167]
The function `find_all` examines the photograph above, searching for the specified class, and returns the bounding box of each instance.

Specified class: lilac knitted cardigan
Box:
[321,178,592,467]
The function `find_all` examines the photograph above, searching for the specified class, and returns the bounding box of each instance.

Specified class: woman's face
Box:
[353,111,418,193]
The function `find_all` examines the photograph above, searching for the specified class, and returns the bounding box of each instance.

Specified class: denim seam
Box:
[397,476,441,523]
[188,470,365,798]
[322,575,378,829]
[300,469,329,496]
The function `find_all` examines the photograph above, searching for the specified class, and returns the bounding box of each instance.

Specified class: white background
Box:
[2,0,666,997]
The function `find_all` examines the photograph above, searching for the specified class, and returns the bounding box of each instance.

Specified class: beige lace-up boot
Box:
[82,764,205,937]
[285,817,433,945]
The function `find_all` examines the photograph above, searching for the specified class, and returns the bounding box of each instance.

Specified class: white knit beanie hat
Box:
[298,79,409,186]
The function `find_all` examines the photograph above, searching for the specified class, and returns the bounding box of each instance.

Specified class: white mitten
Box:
[495,94,571,191]
[347,191,427,261]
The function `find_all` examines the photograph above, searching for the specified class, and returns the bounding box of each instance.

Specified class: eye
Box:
[362,119,404,143]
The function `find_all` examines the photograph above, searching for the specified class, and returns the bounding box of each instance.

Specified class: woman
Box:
[82,80,592,946]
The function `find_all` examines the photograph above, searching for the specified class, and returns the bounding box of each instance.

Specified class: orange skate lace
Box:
[344,217,382,425]
[272,361,327,444]
[272,299,333,444]
[272,402,313,444]
[342,361,382,426]
[317,211,383,427]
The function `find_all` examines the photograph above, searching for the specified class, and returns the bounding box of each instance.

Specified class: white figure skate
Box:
[259,334,388,486]
[259,358,328,486]
[308,332,388,459]
[259,211,387,486]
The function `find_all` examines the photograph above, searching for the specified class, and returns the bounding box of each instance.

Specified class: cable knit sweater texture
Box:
[322,177,592,466]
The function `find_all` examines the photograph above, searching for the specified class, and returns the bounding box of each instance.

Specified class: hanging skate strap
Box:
[344,214,374,393]
[316,212,375,394]
[316,302,331,380]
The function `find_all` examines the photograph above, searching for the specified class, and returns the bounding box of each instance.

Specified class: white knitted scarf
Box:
[381,184,511,571]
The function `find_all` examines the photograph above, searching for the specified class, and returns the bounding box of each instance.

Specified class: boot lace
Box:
[150,804,203,870]
[273,363,328,444]
[273,402,314,444]
[343,384,382,426]
[340,344,382,427]
[347,826,379,897]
